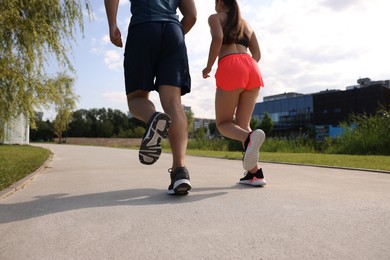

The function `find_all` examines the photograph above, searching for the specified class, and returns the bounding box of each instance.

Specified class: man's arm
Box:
[104,0,123,47]
[178,0,197,34]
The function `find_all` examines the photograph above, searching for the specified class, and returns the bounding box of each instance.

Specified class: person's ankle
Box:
[243,132,251,149]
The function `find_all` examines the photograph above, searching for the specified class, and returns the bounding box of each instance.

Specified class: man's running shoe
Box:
[242,129,265,170]
[239,168,267,186]
[139,112,171,165]
[167,167,191,195]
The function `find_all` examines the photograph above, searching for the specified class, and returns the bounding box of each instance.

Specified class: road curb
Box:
[0,154,53,200]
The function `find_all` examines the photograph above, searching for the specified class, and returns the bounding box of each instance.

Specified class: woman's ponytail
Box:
[222,0,244,44]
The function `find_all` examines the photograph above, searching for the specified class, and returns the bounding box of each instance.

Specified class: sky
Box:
[44,0,390,120]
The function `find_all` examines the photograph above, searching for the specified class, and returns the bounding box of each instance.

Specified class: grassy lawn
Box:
[0,145,51,191]
[184,150,390,172]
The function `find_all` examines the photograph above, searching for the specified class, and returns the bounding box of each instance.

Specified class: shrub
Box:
[327,107,390,155]
[261,137,316,153]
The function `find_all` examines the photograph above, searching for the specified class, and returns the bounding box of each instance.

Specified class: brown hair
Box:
[221,0,245,44]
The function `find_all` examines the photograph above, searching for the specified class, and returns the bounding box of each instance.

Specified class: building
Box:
[253,93,313,137]
[1,114,30,145]
[183,105,215,138]
[192,117,215,137]
[313,79,390,125]
[253,78,390,139]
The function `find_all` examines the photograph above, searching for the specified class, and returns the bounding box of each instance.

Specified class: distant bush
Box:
[163,136,316,153]
[325,107,390,155]
[187,138,229,151]
[261,137,316,153]
[160,107,390,156]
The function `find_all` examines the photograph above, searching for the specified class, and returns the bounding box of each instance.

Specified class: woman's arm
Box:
[202,14,223,78]
[249,32,261,62]
[244,20,261,62]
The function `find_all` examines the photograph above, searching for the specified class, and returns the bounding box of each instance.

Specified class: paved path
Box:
[1,144,390,259]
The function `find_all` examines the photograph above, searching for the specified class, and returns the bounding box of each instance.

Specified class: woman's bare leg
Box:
[215,88,249,144]
[236,88,260,173]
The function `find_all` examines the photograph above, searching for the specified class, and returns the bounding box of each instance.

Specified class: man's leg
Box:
[158,85,187,169]
[127,90,155,122]
[127,90,171,165]
[158,85,191,195]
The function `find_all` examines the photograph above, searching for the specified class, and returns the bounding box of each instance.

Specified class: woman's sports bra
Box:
[223,34,249,48]
[237,35,249,48]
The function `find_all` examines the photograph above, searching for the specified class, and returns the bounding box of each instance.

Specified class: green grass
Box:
[182,150,390,172]
[0,145,51,191]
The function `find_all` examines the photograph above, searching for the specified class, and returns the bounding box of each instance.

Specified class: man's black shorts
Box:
[124,22,191,95]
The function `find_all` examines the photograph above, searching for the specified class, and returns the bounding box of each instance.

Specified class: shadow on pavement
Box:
[0,186,258,224]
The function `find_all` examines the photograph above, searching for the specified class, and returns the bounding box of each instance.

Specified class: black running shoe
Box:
[139,112,171,165]
[239,168,267,186]
[167,167,191,195]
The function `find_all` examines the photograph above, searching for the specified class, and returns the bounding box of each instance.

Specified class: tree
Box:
[208,121,218,138]
[259,112,274,137]
[51,74,78,143]
[250,118,259,131]
[108,108,130,136]
[68,109,91,137]
[133,127,146,138]
[0,0,91,140]
[67,108,133,138]
[129,117,145,131]
[30,119,55,142]
[195,127,206,140]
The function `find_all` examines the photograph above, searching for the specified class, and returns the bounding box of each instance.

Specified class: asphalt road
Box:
[1,144,389,259]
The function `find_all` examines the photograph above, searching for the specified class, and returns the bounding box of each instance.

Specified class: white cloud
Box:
[119,0,129,5]
[101,35,111,45]
[102,91,127,104]
[319,0,366,11]
[247,0,390,95]
[104,50,122,70]
[77,0,390,119]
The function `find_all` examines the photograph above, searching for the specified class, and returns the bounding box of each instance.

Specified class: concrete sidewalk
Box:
[1,144,389,259]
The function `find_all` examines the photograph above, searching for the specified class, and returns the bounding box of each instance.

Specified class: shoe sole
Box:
[139,113,171,165]
[243,130,265,171]
[239,178,267,186]
[167,179,191,195]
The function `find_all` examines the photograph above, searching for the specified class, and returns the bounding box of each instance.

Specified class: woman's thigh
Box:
[215,88,243,125]
[235,88,259,131]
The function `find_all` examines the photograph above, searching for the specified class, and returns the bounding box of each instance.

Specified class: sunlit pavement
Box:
[1,144,389,259]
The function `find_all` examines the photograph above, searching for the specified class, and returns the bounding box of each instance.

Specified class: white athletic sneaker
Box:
[242,129,265,171]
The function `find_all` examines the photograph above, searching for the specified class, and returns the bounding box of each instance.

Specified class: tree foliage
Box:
[0,0,91,139]
[259,112,274,137]
[250,118,259,131]
[30,119,54,142]
[327,107,390,155]
[51,74,78,143]
[66,108,145,138]
[208,121,219,137]
[31,108,147,140]
[195,127,206,140]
